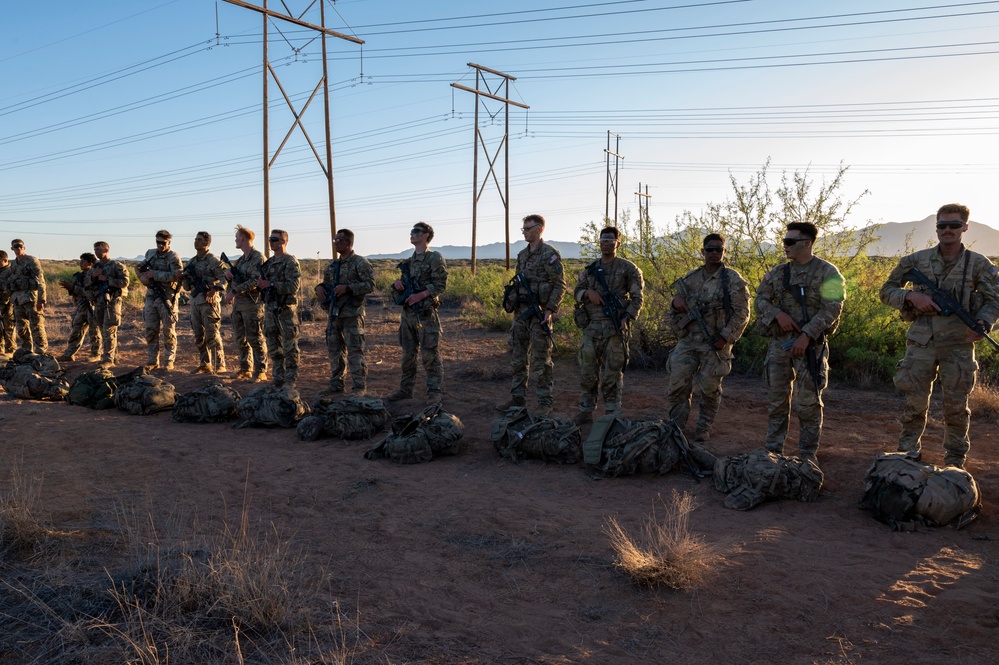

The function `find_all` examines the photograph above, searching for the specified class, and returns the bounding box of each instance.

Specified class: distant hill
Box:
[866,216,999,256]
[369,239,583,260]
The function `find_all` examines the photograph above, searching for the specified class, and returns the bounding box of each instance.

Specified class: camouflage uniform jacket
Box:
[183,252,227,305]
[0,265,9,305]
[755,257,845,341]
[261,253,301,310]
[515,241,566,314]
[140,249,183,303]
[66,271,92,314]
[669,265,751,344]
[321,252,375,318]
[84,259,130,301]
[229,248,264,304]
[400,250,448,308]
[574,257,644,325]
[5,255,47,306]
[880,245,999,347]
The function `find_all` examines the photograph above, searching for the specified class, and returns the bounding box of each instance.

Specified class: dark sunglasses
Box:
[936,222,963,230]
[155,240,167,245]
[410,229,426,235]
[10,243,24,249]
[703,245,724,253]
[783,237,809,247]
[268,236,281,242]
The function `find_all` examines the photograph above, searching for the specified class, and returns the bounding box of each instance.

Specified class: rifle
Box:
[793,284,824,395]
[665,419,710,482]
[904,267,999,351]
[182,259,216,300]
[137,258,176,307]
[319,259,346,318]
[257,261,276,307]
[675,276,722,362]
[395,261,424,328]
[219,252,242,283]
[589,262,630,365]
[512,272,556,351]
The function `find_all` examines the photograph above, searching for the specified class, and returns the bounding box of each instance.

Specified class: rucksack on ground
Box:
[714,448,823,510]
[67,366,147,410]
[583,416,715,478]
[860,452,981,530]
[1,365,69,401]
[172,383,241,423]
[490,406,581,464]
[6,349,61,375]
[365,404,464,464]
[307,395,391,440]
[114,374,176,415]
[234,386,309,429]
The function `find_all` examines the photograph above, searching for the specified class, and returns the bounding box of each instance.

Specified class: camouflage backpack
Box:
[365,404,464,464]
[860,452,981,530]
[490,406,582,464]
[172,383,241,423]
[714,448,823,511]
[234,386,309,429]
[67,366,147,410]
[306,395,392,440]
[114,375,176,415]
[6,348,61,375]
[583,416,715,478]
[1,365,69,401]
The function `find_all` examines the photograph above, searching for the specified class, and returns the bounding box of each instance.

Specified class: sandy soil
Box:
[1,299,997,664]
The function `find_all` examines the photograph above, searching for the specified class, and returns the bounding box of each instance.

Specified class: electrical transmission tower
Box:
[451,64,529,272]
[222,0,363,256]
[605,131,623,225]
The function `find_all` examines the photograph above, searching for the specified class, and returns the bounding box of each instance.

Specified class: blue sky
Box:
[3,0,999,259]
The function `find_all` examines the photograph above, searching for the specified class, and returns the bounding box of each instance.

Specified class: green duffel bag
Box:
[714,448,823,511]
[490,406,581,464]
[114,375,176,415]
[234,386,309,429]
[67,366,147,410]
[172,383,241,423]
[309,395,391,440]
[365,404,464,464]
[1,365,69,401]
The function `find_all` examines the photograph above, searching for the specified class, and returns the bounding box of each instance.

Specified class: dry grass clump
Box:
[605,490,718,590]
[0,462,54,561]
[969,382,999,423]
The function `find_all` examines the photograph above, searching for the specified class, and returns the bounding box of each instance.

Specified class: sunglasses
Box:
[155,240,167,245]
[268,237,281,242]
[703,246,724,253]
[783,237,809,247]
[936,222,963,230]
[521,225,539,232]
[10,243,24,249]
[410,229,425,235]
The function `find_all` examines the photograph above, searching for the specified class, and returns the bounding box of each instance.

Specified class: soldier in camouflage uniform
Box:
[572,226,644,425]
[183,231,228,374]
[498,214,566,417]
[5,239,48,354]
[57,252,101,361]
[315,228,375,396]
[0,251,16,355]
[138,230,183,370]
[256,229,301,388]
[755,222,845,462]
[664,234,751,440]
[85,241,130,367]
[224,225,267,381]
[880,203,999,469]
[387,222,449,402]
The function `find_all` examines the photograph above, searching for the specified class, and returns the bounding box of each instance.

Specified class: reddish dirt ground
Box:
[2,299,997,664]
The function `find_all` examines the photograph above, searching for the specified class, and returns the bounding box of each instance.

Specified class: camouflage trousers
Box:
[64,304,101,359]
[510,312,554,407]
[764,337,829,457]
[264,304,299,384]
[0,300,14,353]
[191,299,226,372]
[577,321,627,414]
[665,335,733,435]
[398,306,443,396]
[143,295,178,367]
[327,314,366,391]
[894,342,976,467]
[94,298,123,364]
[231,297,266,375]
[13,300,47,354]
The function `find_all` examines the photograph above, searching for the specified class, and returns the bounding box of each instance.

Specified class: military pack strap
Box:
[720,266,733,324]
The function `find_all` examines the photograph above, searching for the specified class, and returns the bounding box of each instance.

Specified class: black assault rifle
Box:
[904,267,999,351]
[320,259,346,318]
[512,272,556,351]
[137,258,177,307]
[676,276,722,362]
[395,261,425,328]
[219,252,242,283]
[589,262,630,366]
[792,285,823,395]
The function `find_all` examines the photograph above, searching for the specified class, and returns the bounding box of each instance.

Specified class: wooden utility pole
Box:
[605,131,623,225]
[222,0,363,255]
[451,64,529,273]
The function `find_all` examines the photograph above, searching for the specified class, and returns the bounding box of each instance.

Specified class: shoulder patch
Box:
[549,253,560,264]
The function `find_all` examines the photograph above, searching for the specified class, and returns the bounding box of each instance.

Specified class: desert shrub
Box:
[605,490,718,590]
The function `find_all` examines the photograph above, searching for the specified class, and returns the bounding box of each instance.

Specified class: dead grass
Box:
[604,490,719,590]
[969,382,999,423]
[0,461,53,561]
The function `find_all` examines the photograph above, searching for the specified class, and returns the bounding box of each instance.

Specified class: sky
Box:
[3,0,999,259]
